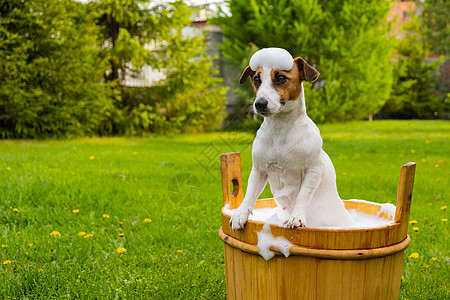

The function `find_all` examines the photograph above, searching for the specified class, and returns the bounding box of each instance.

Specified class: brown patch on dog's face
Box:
[271,67,302,102]
[250,66,264,93]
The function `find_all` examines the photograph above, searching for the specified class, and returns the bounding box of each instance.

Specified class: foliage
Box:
[0,0,115,138]
[215,0,394,123]
[89,0,226,135]
[89,0,162,83]
[381,15,446,119]
[0,0,226,138]
[110,1,227,135]
[423,0,450,57]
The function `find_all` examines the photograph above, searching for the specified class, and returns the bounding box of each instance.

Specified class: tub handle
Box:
[220,152,244,209]
[395,162,416,238]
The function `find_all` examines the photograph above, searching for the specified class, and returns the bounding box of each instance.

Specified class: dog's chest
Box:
[252,134,309,173]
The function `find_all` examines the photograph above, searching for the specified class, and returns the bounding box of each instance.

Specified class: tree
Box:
[215,0,394,123]
[381,15,444,119]
[89,0,227,134]
[423,0,450,57]
[0,0,115,138]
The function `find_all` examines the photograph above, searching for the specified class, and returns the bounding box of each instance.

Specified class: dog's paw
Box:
[283,216,305,228]
[230,208,251,232]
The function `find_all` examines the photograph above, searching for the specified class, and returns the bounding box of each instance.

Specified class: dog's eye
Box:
[276,74,287,83]
[253,75,261,85]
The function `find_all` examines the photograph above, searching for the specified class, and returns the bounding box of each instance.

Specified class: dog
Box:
[230,48,356,231]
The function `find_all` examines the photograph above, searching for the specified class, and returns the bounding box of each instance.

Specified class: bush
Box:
[0,0,115,138]
[380,17,447,119]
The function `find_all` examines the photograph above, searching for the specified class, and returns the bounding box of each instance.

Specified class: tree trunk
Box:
[110,17,120,82]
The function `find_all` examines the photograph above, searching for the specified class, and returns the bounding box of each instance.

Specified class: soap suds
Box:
[223,200,396,229]
[249,48,294,71]
[256,223,293,260]
[377,203,396,220]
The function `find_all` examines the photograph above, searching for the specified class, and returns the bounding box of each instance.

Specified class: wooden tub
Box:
[219,152,415,300]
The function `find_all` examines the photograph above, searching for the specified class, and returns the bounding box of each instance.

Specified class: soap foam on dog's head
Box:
[249,48,294,71]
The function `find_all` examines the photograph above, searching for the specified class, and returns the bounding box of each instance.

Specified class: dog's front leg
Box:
[230,168,268,232]
[285,164,323,228]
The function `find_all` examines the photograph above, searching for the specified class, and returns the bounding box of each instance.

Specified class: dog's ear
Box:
[239,66,256,84]
[294,57,320,82]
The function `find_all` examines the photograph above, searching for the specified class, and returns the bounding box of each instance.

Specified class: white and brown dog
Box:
[230,48,356,231]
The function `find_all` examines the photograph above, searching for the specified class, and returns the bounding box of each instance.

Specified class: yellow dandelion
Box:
[441,206,447,211]
[9,206,12,209]
[13,208,19,212]
[83,233,93,239]
[38,268,43,272]
[72,209,79,214]
[442,218,447,223]
[435,164,439,168]
[143,218,152,223]
[401,276,405,280]
[409,252,419,259]
[409,220,417,224]
[28,243,33,247]
[6,167,11,171]
[2,244,8,248]
[421,158,427,163]
[428,203,433,206]
[410,149,415,154]
[50,231,61,237]
[119,233,125,237]
[3,260,11,265]
[116,247,126,254]
[177,250,183,254]
[424,264,430,268]
[89,156,95,160]
[119,221,124,225]
[25,252,28,255]
[78,232,86,237]
[412,227,419,232]
[133,152,138,155]
[431,257,437,261]
[342,172,347,176]
[103,214,110,219]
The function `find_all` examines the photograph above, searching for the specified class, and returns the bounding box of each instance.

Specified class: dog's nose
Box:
[255,98,268,111]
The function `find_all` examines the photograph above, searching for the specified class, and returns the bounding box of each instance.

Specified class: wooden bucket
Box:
[219,152,416,300]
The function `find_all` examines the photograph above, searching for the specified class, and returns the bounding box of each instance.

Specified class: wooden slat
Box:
[395,162,416,240]
[220,152,244,209]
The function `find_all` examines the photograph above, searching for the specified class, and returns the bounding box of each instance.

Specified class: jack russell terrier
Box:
[230,48,356,231]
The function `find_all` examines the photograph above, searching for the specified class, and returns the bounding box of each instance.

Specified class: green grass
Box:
[0,120,448,299]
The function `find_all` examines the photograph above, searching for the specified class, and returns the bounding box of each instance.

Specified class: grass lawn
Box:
[0,120,448,299]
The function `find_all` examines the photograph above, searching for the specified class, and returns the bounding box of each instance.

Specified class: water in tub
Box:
[223,200,396,260]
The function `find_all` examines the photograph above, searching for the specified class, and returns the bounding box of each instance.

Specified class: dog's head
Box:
[240,48,319,117]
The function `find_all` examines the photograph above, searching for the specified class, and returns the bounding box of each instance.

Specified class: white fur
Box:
[231,66,357,231]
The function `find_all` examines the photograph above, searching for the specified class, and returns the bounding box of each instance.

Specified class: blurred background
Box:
[1,0,448,139]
